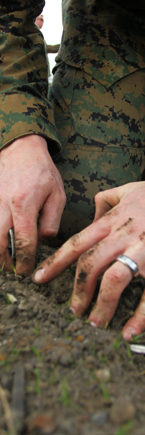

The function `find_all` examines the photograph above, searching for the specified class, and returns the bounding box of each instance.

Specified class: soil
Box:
[0,244,145,435]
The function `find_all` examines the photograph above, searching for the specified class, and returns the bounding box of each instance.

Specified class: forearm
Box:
[0,0,61,154]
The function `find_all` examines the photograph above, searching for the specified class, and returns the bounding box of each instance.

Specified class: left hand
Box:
[33,181,145,340]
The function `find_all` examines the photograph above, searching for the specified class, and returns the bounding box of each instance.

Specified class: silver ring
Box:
[116,255,139,276]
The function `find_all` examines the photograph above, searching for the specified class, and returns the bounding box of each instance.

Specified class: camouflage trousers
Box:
[49,64,145,243]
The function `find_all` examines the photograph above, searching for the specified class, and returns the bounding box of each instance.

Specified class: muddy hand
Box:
[0,135,66,276]
[33,182,145,340]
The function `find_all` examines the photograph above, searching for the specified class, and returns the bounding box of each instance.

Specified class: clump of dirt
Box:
[0,244,145,435]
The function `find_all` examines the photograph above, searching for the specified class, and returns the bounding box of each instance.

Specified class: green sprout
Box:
[125,342,132,362]
[92,343,96,356]
[114,334,122,349]
[0,261,5,272]
[0,358,9,367]
[59,381,70,406]
[67,295,72,308]
[115,420,133,435]
[132,331,145,342]
[34,368,41,394]
[31,345,42,359]
[2,292,11,305]
[100,381,109,399]
[64,329,69,340]
[99,354,109,364]
[32,325,40,336]
[11,264,17,276]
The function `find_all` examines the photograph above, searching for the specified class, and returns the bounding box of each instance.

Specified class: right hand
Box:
[0,135,66,276]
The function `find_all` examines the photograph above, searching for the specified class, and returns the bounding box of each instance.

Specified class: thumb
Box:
[94,185,123,221]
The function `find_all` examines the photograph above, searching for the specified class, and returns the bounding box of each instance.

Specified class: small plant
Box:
[105,320,109,329]
[67,295,72,308]
[92,343,96,356]
[100,381,109,399]
[132,331,145,342]
[32,325,40,336]
[99,354,109,364]
[0,261,5,272]
[11,264,17,276]
[125,342,132,362]
[2,292,11,305]
[12,347,21,356]
[0,358,9,366]
[64,329,69,340]
[114,334,122,349]
[31,345,42,359]
[115,420,133,435]
[49,369,55,385]
[63,311,75,323]
[59,381,70,406]
[34,368,41,394]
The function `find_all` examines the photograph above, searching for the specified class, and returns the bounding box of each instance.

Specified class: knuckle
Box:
[77,253,93,274]
[95,191,104,203]
[12,192,27,209]
[15,234,31,250]
[103,266,123,285]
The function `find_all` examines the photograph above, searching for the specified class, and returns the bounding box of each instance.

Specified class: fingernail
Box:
[123,327,135,340]
[90,321,97,328]
[69,307,75,314]
[33,268,45,282]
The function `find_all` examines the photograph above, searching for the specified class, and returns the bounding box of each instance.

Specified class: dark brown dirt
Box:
[0,244,145,435]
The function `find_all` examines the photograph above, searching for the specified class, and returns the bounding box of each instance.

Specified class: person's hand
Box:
[33,181,145,340]
[0,135,66,276]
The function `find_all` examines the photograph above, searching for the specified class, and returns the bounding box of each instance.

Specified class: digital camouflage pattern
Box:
[50,0,145,241]
[57,0,145,87]
[0,0,60,153]
[0,0,145,242]
[51,65,145,241]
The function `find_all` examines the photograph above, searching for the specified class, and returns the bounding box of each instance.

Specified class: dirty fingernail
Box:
[69,307,75,314]
[33,268,45,282]
[123,327,135,340]
[90,321,97,328]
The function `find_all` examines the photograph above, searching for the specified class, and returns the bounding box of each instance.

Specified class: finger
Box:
[89,241,145,328]
[89,261,132,326]
[94,184,127,221]
[71,235,132,316]
[38,187,66,240]
[122,289,145,340]
[33,218,112,284]
[70,225,141,316]
[13,210,38,276]
[0,206,13,271]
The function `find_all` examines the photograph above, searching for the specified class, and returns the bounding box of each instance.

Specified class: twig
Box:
[0,384,16,435]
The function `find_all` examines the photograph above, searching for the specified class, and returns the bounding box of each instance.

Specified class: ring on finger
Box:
[116,255,139,276]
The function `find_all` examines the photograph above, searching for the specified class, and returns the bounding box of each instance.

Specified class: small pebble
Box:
[67,319,83,333]
[59,318,69,330]
[51,347,72,366]
[71,348,81,360]
[110,397,135,424]
[2,305,16,320]
[95,368,111,382]
[91,411,109,426]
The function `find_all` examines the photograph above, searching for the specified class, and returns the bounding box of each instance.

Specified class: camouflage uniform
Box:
[0,1,145,242]
[0,0,61,155]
